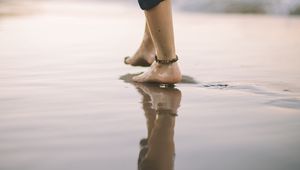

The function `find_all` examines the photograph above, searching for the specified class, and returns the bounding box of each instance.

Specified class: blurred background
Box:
[175,0,300,15]
[1,0,300,16]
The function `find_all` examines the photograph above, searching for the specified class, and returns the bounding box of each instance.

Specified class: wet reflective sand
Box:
[0,1,300,170]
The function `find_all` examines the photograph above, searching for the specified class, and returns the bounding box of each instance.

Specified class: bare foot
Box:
[132,61,182,84]
[124,43,155,67]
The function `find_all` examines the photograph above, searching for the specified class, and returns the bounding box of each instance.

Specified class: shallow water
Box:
[0,1,300,170]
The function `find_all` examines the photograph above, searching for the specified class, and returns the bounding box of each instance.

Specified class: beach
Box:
[0,1,300,170]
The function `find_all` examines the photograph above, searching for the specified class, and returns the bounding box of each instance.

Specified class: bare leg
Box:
[133,0,182,84]
[125,22,155,66]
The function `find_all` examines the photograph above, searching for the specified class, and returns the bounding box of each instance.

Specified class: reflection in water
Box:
[133,83,181,170]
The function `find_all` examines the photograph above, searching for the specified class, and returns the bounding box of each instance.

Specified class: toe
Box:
[124,56,130,64]
[132,75,140,82]
[132,73,145,82]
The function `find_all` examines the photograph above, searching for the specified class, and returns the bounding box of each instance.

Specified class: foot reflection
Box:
[134,83,181,170]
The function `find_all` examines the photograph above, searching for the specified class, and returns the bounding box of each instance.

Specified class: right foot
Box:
[124,44,155,67]
[132,61,182,84]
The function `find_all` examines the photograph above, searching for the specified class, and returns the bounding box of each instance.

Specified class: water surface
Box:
[0,1,300,170]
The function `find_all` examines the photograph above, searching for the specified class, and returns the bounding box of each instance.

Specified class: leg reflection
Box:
[134,83,181,170]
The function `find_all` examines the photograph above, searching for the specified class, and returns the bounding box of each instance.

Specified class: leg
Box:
[133,0,182,84]
[125,22,155,66]
[145,0,175,60]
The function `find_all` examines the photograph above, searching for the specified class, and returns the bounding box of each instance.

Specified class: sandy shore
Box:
[0,1,300,170]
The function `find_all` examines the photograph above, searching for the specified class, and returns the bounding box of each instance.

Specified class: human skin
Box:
[124,23,155,66]
[127,0,182,84]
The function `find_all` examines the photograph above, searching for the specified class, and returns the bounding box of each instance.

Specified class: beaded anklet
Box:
[155,55,178,65]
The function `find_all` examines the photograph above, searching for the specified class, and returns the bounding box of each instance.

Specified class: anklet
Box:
[156,109,178,116]
[155,55,178,65]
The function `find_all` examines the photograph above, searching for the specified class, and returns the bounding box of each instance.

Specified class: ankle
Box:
[140,42,154,53]
[155,55,178,65]
[156,49,176,60]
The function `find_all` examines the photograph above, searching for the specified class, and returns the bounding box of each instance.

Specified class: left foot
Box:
[124,39,155,67]
[132,61,182,84]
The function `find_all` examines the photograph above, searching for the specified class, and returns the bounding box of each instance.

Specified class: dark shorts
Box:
[138,0,164,10]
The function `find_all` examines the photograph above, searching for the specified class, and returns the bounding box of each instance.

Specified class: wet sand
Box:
[0,1,300,170]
